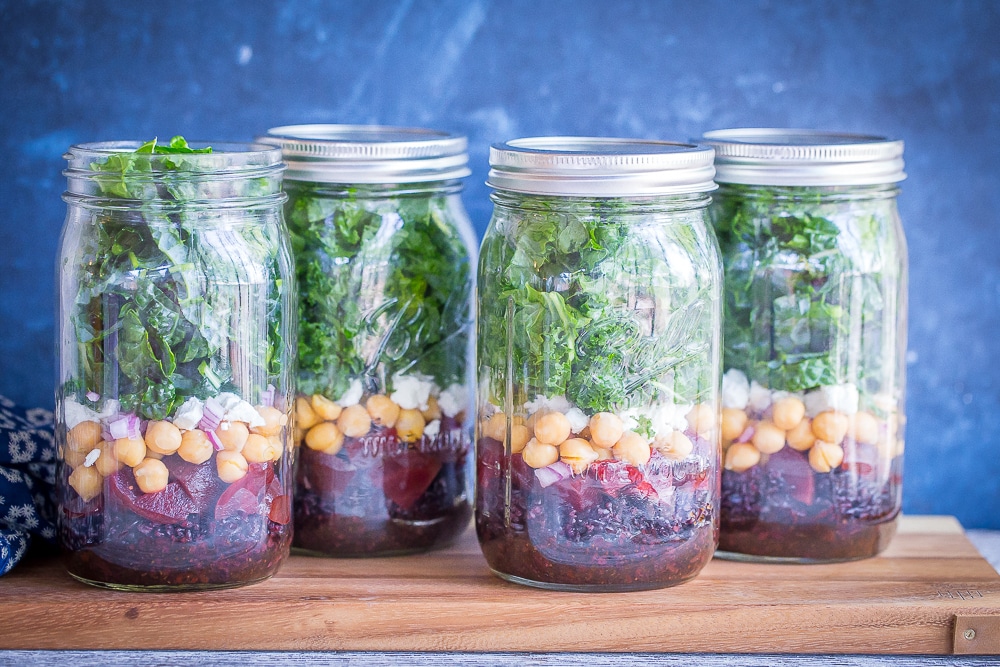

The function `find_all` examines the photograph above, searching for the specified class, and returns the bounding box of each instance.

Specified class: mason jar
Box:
[704,129,908,562]
[476,138,722,591]
[259,125,476,556]
[56,138,295,590]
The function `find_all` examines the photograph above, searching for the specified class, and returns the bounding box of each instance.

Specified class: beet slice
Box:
[215,462,271,520]
[108,467,199,524]
[767,447,815,506]
[382,449,442,510]
[163,458,223,511]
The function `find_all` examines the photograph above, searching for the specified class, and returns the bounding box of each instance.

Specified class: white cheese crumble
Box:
[564,407,589,434]
[390,374,434,411]
[748,381,773,413]
[523,395,573,415]
[216,392,266,427]
[437,383,468,418]
[337,379,364,407]
[804,383,859,417]
[83,448,101,467]
[424,419,441,439]
[721,369,750,410]
[172,397,204,431]
[64,399,100,430]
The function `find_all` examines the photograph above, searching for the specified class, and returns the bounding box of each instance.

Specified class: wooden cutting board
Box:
[0,515,997,655]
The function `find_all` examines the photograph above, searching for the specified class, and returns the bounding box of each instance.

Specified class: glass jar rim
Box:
[258,124,470,184]
[64,140,284,172]
[487,136,717,196]
[702,128,906,186]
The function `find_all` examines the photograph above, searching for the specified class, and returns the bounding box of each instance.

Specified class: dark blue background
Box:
[2,1,998,527]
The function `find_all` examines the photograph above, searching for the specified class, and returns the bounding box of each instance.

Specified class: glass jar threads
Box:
[705,129,908,562]
[476,137,723,591]
[56,138,294,590]
[260,125,476,556]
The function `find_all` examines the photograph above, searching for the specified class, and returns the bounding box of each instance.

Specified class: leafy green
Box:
[285,183,472,400]
[478,196,717,413]
[68,137,286,419]
[710,184,896,393]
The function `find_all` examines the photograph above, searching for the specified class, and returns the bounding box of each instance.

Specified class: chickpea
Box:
[243,434,278,463]
[421,396,442,422]
[252,405,287,437]
[654,431,694,461]
[63,446,91,469]
[267,435,284,461]
[509,423,531,454]
[145,420,182,455]
[305,422,345,455]
[593,446,614,461]
[525,409,551,433]
[613,431,652,467]
[588,412,625,448]
[311,393,343,421]
[725,442,761,473]
[521,438,559,469]
[560,438,599,474]
[366,394,401,428]
[94,443,122,477]
[295,396,320,431]
[808,440,845,473]
[786,417,816,452]
[850,411,880,445]
[772,396,806,431]
[721,408,749,442]
[178,429,214,465]
[114,436,146,467]
[686,403,716,436]
[67,420,103,452]
[811,411,849,444]
[68,465,103,502]
[215,421,249,452]
[145,449,164,460]
[134,458,169,494]
[216,450,249,483]
[396,409,427,443]
[337,404,372,438]
[482,413,508,442]
[752,422,786,454]
[532,411,572,446]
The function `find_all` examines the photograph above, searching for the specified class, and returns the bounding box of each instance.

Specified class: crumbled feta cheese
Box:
[721,369,750,410]
[620,409,640,433]
[337,379,364,407]
[523,395,573,415]
[172,397,204,431]
[215,392,242,412]
[64,399,100,430]
[83,448,101,467]
[804,383,859,417]
[564,407,589,434]
[390,374,433,411]
[482,402,501,417]
[424,419,441,439]
[748,382,772,413]
[223,398,266,428]
[438,383,468,418]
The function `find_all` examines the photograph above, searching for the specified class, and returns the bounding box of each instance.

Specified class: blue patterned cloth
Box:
[0,395,57,575]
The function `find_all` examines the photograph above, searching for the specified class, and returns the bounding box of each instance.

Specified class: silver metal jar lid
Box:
[487,137,717,197]
[703,128,906,186]
[259,124,470,184]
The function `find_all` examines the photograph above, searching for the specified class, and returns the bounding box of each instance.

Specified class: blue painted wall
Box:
[2,0,998,527]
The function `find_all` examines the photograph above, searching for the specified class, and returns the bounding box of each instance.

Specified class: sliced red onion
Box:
[535,461,573,488]
[100,425,113,442]
[199,397,224,431]
[735,425,755,443]
[206,430,224,451]
[86,391,100,402]
[107,415,133,440]
[261,384,275,408]
[126,413,141,440]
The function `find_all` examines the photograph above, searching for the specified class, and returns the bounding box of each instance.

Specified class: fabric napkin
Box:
[0,395,57,574]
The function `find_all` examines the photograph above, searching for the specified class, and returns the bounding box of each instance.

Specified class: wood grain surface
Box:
[0,515,997,656]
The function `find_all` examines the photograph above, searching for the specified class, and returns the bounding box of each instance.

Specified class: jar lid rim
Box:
[487,137,717,196]
[702,129,906,186]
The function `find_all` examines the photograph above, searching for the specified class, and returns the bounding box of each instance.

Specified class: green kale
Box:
[285,183,472,400]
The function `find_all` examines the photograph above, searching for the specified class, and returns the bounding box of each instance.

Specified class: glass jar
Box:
[476,138,723,591]
[704,129,908,562]
[56,138,295,590]
[259,125,476,556]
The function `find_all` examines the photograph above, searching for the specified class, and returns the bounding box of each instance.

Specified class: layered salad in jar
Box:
[57,138,293,589]
[476,196,721,591]
[712,184,905,561]
[286,182,474,556]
